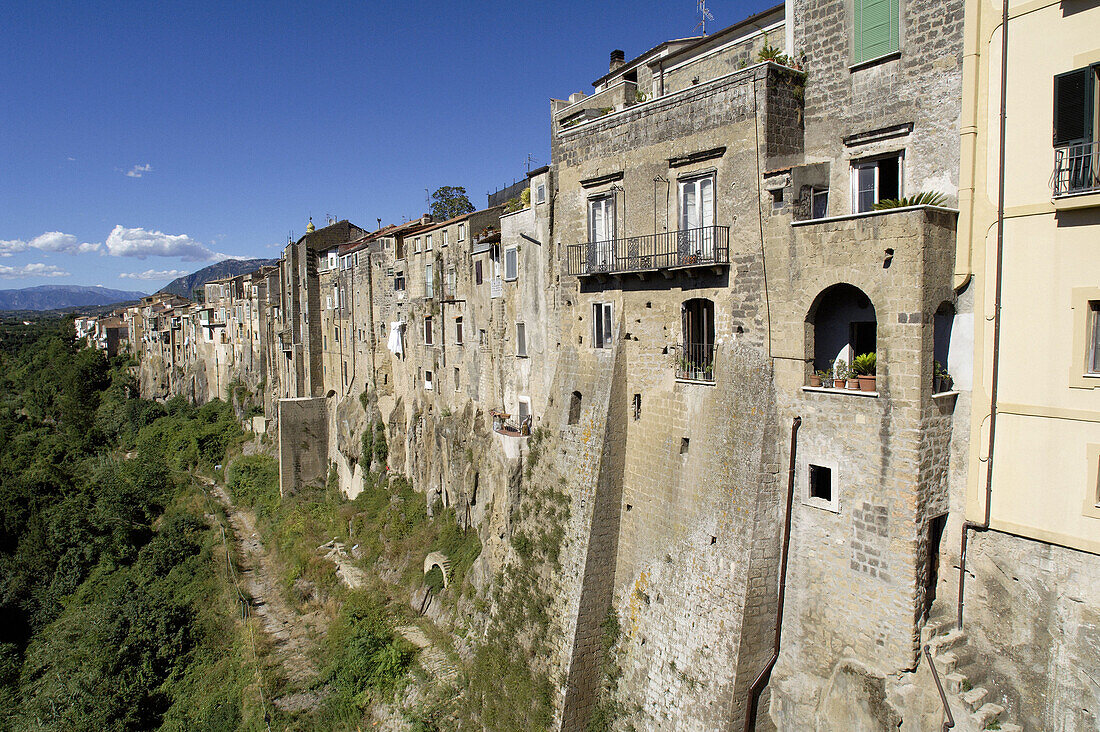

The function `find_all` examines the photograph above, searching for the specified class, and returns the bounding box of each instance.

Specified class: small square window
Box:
[425,370,433,390]
[680,437,689,454]
[454,367,460,391]
[536,184,546,203]
[809,464,832,501]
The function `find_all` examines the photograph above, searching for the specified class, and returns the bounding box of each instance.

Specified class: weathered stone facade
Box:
[115,1,1100,729]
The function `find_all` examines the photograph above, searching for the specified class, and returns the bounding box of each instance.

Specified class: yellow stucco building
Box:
[962,0,1100,557]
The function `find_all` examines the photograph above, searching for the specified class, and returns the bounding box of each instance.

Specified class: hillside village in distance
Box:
[72,0,1100,729]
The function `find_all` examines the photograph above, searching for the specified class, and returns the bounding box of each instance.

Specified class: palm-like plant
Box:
[852,352,877,376]
[872,191,948,210]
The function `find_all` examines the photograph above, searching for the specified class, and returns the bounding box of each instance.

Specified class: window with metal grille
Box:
[1053,65,1099,196]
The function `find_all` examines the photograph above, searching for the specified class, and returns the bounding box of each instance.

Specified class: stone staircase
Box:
[922,617,1022,731]
[397,625,461,684]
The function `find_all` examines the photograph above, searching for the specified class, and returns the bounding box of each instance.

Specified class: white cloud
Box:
[104,225,222,261]
[0,232,100,256]
[119,268,188,281]
[0,263,70,279]
[0,240,28,257]
[28,231,101,254]
[126,163,152,178]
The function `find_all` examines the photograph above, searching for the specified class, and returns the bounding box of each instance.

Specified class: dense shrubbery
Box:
[0,319,255,731]
[317,591,416,723]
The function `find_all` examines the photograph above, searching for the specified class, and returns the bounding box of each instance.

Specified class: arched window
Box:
[933,302,955,392]
[809,284,877,376]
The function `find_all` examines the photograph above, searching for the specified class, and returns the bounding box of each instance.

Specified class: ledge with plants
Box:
[805,353,878,396]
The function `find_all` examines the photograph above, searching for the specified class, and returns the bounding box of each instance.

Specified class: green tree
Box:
[429,186,475,221]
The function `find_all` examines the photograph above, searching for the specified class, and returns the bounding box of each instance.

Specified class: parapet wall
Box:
[278,397,328,495]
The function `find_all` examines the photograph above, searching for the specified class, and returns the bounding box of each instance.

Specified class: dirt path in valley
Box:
[200,477,328,712]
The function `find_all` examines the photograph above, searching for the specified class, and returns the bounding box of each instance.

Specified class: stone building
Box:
[121,0,1100,728]
[545,0,971,726]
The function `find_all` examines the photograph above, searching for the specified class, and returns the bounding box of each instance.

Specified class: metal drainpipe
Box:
[743,415,801,732]
[958,0,1009,631]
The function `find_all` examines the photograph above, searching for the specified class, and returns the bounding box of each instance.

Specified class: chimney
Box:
[610,49,625,73]
[421,214,432,225]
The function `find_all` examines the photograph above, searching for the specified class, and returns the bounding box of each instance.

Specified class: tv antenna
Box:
[695,0,714,36]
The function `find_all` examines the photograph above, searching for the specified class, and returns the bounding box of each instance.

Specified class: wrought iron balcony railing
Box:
[1053,141,1100,196]
[566,225,730,277]
[676,341,716,382]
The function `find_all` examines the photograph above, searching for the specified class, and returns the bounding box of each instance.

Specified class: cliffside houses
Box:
[99,0,1100,729]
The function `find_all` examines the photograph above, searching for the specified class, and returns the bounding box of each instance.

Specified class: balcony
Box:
[676,342,715,383]
[1053,141,1100,197]
[566,226,730,278]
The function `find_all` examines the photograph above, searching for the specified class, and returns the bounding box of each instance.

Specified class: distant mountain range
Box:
[157,258,278,299]
[0,285,148,311]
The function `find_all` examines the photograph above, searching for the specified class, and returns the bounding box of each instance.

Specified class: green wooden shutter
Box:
[1053,67,1094,146]
[855,0,899,64]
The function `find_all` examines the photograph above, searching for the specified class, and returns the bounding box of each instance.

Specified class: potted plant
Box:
[832,359,847,389]
[809,367,823,387]
[934,361,953,393]
[852,352,877,392]
[846,363,862,390]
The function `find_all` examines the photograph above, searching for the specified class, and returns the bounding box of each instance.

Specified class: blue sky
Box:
[0,0,775,291]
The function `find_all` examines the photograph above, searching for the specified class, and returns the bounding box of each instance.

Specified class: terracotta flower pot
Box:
[847,378,861,390]
[810,375,823,387]
[858,375,876,392]
[833,378,846,389]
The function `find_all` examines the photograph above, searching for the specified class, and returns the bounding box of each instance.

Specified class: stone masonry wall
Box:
[278,396,328,496]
